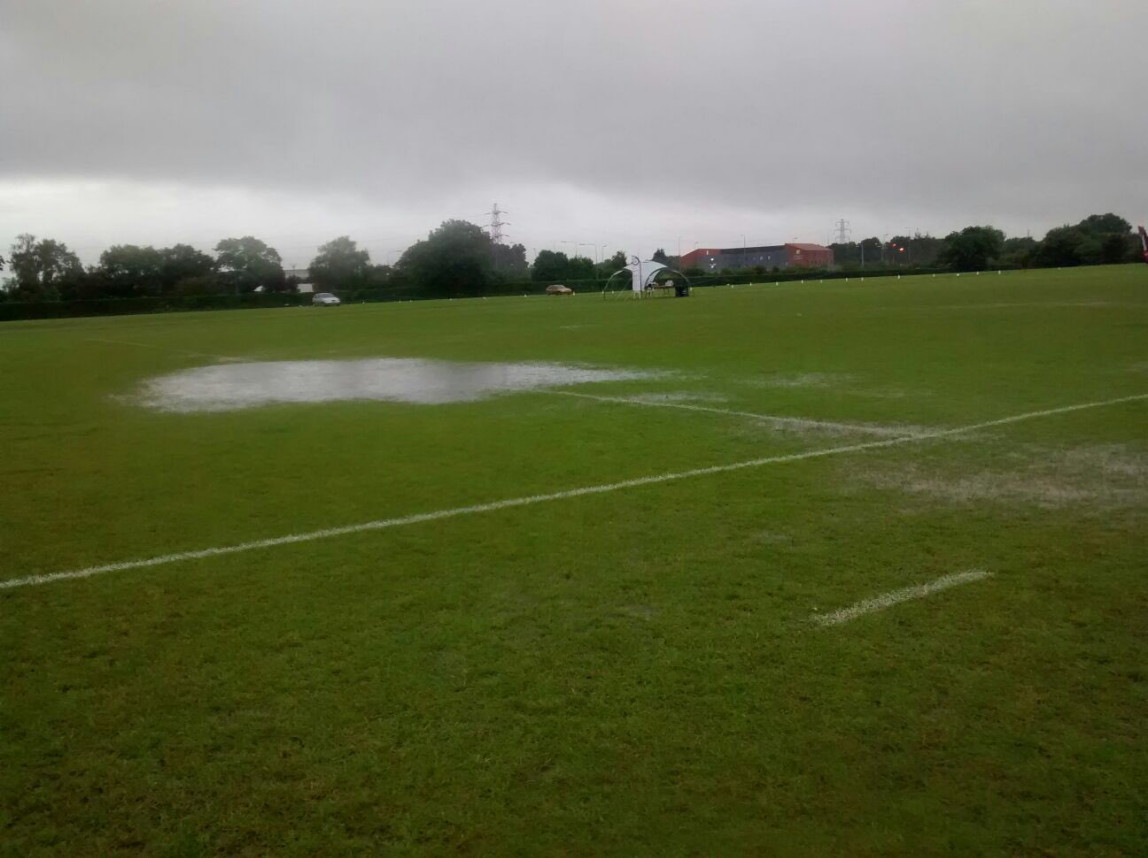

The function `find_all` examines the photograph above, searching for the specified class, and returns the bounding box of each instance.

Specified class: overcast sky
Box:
[1,0,1144,265]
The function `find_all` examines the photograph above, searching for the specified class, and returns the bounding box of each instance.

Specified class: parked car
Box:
[312,292,341,306]
[545,284,574,295]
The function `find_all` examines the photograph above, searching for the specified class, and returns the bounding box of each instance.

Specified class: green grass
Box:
[2,267,1147,855]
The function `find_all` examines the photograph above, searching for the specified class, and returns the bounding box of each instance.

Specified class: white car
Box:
[312,292,341,306]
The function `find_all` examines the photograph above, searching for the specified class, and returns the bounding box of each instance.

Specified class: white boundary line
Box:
[2,392,1145,592]
[812,570,992,626]
[549,390,913,437]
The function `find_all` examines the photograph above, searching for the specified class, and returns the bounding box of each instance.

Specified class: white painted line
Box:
[812,570,992,626]
[549,390,912,437]
[2,392,1145,592]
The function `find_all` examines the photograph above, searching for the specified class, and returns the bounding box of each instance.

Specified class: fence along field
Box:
[1,265,1146,855]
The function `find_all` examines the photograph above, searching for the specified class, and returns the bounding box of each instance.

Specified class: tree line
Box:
[0,219,631,304]
[0,234,292,302]
[824,213,1140,273]
[0,211,1141,304]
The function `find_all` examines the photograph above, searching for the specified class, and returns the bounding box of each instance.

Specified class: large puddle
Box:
[137,358,660,412]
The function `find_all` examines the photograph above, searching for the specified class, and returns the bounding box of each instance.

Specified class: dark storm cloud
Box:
[1,0,1145,243]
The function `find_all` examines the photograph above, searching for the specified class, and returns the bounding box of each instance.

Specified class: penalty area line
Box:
[548,389,914,437]
[2,392,1146,592]
[812,570,992,626]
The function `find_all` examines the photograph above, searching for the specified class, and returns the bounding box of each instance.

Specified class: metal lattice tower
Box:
[833,218,851,244]
[485,203,509,245]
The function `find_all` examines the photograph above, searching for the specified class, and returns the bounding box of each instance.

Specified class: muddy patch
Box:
[1061,444,1148,480]
[136,358,662,412]
[739,371,918,400]
[558,390,929,439]
[746,372,853,389]
[625,391,730,405]
[854,443,1148,510]
[723,412,933,441]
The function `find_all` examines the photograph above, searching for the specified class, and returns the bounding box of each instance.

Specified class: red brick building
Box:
[679,242,834,272]
[785,243,834,268]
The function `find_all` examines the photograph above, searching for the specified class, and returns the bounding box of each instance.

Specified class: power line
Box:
[833,218,851,244]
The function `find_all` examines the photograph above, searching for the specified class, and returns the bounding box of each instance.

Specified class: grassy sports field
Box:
[2,266,1146,855]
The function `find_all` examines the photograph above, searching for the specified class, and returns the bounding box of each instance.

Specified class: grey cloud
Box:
[1,0,1145,247]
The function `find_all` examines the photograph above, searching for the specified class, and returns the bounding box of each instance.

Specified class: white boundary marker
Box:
[549,390,912,437]
[2,392,1145,592]
[812,570,992,626]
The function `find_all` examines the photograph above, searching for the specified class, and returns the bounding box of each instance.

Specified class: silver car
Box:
[312,292,341,306]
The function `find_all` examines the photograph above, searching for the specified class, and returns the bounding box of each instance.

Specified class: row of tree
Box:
[0,234,291,302]
[1,212,1141,303]
[0,220,623,302]
[824,213,1140,273]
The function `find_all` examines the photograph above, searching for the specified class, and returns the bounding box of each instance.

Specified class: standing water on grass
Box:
[135,358,661,412]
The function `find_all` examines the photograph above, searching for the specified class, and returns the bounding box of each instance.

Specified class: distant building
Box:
[284,267,314,293]
[679,243,834,272]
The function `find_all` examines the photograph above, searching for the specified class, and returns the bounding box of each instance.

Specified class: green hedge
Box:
[0,266,985,322]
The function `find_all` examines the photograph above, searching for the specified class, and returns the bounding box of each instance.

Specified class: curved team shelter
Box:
[603,257,691,298]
